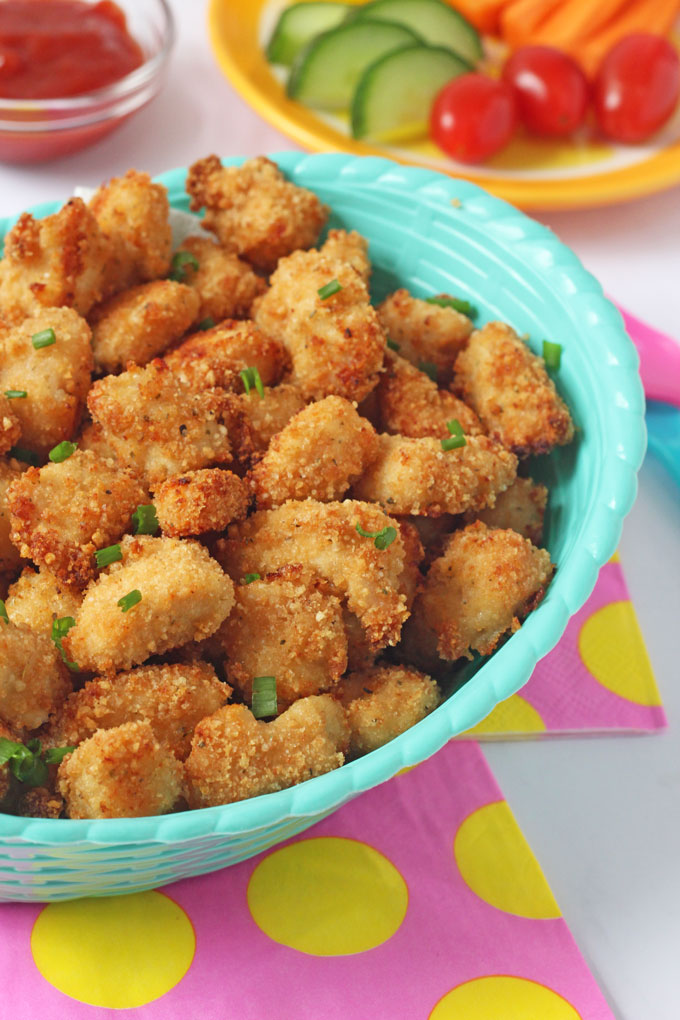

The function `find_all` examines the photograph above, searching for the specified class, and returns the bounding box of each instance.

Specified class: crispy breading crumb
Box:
[335,664,440,755]
[0,458,25,573]
[154,468,250,537]
[237,383,306,455]
[320,229,371,283]
[377,289,473,382]
[16,786,65,819]
[0,393,21,456]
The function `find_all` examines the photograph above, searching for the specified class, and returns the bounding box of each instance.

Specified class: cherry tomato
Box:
[430,73,516,164]
[502,45,589,138]
[594,33,680,143]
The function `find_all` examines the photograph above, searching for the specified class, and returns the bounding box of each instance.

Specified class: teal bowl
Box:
[0,153,645,901]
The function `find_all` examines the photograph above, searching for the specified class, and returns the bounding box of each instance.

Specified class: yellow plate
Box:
[208,0,680,211]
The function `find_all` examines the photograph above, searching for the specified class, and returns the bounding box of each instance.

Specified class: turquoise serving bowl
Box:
[0,153,646,901]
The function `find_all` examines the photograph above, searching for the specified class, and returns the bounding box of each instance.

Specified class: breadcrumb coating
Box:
[154,468,250,537]
[320,229,371,283]
[377,290,473,382]
[335,664,440,756]
[87,359,232,485]
[76,420,122,462]
[6,567,82,635]
[8,449,146,588]
[0,621,71,732]
[178,235,267,322]
[376,351,483,438]
[468,476,548,546]
[352,433,517,516]
[49,662,231,760]
[255,249,385,402]
[0,307,93,456]
[63,535,235,673]
[90,280,200,374]
[57,720,183,819]
[454,321,574,457]
[250,395,379,509]
[165,318,287,391]
[402,513,458,567]
[237,383,306,455]
[186,155,328,271]
[15,786,64,819]
[0,394,21,456]
[185,695,349,808]
[0,458,25,572]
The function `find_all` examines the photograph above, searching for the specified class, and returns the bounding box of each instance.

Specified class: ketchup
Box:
[0,0,143,99]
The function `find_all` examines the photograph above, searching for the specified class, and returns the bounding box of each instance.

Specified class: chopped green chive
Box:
[317,278,342,300]
[9,446,39,466]
[386,337,400,352]
[169,250,199,281]
[0,737,74,786]
[95,544,122,569]
[0,599,8,624]
[48,440,77,463]
[441,419,466,451]
[4,390,27,399]
[252,676,277,719]
[355,522,398,550]
[118,589,141,613]
[51,616,79,672]
[543,340,562,371]
[239,366,265,399]
[418,360,438,383]
[132,504,159,535]
[242,573,261,584]
[43,745,75,765]
[31,328,56,349]
[197,317,215,331]
[425,295,478,318]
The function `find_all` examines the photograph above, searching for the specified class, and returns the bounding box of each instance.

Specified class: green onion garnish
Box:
[317,278,342,300]
[169,250,199,281]
[9,446,39,466]
[43,746,75,766]
[386,338,400,352]
[543,340,562,371]
[4,390,26,399]
[441,419,466,451]
[425,295,478,318]
[95,544,122,569]
[355,522,398,550]
[118,589,141,613]
[31,328,56,349]
[51,616,79,672]
[252,676,277,719]
[48,440,77,463]
[243,573,261,584]
[239,366,265,399]
[418,360,438,383]
[0,737,74,787]
[197,317,215,331]
[0,599,8,624]
[132,504,159,535]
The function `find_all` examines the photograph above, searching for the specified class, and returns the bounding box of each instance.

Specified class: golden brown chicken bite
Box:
[89,280,200,374]
[153,468,250,537]
[453,321,574,457]
[185,695,348,808]
[376,351,483,439]
[165,318,286,391]
[0,307,93,456]
[87,359,233,485]
[237,383,306,455]
[352,433,517,517]
[76,420,121,462]
[250,395,379,509]
[468,476,548,546]
[0,394,21,456]
[0,457,25,573]
[16,786,64,819]
[176,235,267,323]
[49,662,231,760]
[57,720,183,819]
[335,664,440,756]
[377,289,473,382]
[63,534,235,673]
[8,449,147,588]
[186,155,328,271]
[5,567,82,635]
[0,621,71,731]
[320,229,371,283]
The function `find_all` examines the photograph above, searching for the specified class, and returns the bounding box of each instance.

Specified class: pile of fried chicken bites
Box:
[0,156,574,821]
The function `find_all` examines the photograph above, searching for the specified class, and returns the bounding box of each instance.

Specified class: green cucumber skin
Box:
[353,0,482,64]
[267,2,352,67]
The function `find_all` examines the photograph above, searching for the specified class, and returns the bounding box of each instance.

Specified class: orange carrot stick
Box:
[500,0,563,48]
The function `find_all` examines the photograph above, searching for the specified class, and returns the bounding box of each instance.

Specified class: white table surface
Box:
[1,3,678,1016]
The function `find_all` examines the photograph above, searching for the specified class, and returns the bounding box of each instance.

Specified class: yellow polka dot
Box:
[247,836,408,955]
[429,976,581,1019]
[454,802,561,919]
[608,550,620,564]
[31,892,195,1008]
[462,695,545,737]
[579,601,662,706]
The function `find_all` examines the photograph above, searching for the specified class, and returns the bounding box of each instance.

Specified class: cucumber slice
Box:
[287,19,421,110]
[267,2,352,67]
[351,43,470,142]
[353,0,482,66]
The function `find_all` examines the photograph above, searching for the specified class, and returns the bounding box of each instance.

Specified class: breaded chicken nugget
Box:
[237,383,306,455]
[255,249,385,402]
[250,395,379,509]
[76,420,122,462]
[89,169,172,287]
[377,290,473,382]
[16,786,64,819]
[219,566,347,710]
[454,322,574,457]
[57,720,183,819]
[320,229,371,283]
[396,518,425,608]
[6,567,82,635]
[177,235,267,322]
[403,521,554,665]
[376,351,483,438]
[8,449,147,588]
[335,664,440,755]
[165,318,286,391]
[87,359,232,484]
[49,662,231,760]
[0,198,112,322]
[0,307,93,456]
[90,280,200,374]
[185,695,348,807]
[186,155,328,271]
[468,476,548,546]
[0,394,21,456]
[402,513,458,567]
[63,535,235,673]
[352,433,517,517]
[216,499,409,649]
[154,468,250,537]
[0,458,25,572]
[0,621,71,731]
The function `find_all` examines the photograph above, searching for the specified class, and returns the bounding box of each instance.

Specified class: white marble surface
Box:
[0,3,678,1015]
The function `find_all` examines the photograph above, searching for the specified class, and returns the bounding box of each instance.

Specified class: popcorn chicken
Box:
[468,476,548,546]
[185,695,349,807]
[16,786,64,819]
[454,321,574,457]
[57,720,184,819]
[5,567,83,635]
[153,468,250,537]
[0,458,25,573]
[165,318,287,391]
[177,235,267,323]
[237,383,306,454]
[0,394,21,456]
[375,351,483,438]
[76,420,121,462]
[320,229,371,283]
[335,665,440,755]
[377,289,473,382]
[0,621,71,732]
[186,155,328,271]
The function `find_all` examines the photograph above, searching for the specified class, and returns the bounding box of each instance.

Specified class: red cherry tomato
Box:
[594,33,680,143]
[430,73,516,164]
[502,45,589,138]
